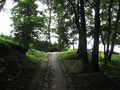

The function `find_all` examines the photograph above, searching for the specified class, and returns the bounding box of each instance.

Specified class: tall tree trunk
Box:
[91,0,100,72]
[79,0,88,65]
[68,0,89,71]
[108,2,120,62]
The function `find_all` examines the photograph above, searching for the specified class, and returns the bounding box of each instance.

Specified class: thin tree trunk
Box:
[67,0,82,56]
[91,0,100,72]
[73,41,75,50]
[47,0,52,43]
[104,0,113,64]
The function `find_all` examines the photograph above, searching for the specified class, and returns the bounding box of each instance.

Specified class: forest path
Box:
[28,52,67,90]
[48,52,67,90]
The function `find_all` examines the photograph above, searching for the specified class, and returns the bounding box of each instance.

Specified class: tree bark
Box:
[68,0,89,71]
[91,0,100,72]
[79,0,88,64]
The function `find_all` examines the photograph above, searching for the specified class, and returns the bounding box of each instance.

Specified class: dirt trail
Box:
[28,52,66,90]
[48,52,67,90]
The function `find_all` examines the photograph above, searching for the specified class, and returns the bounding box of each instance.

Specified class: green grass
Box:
[111,54,120,62]
[59,50,120,79]
[0,35,47,90]
[99,52,120,62]
[58,49,78,60]
[59,50,120,63]
[0,35,45,64]
[26,49,45,64]
[0,35,17,44]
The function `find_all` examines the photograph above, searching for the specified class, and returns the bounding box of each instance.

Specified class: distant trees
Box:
[53,0,71,50]
[56,17,70,50]
[40,0,54,42]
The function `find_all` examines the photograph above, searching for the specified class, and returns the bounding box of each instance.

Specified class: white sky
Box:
[0,0,14,35]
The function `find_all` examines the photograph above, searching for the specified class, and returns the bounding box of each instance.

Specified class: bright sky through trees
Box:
[0,0,13,35]
[0,0,119,53]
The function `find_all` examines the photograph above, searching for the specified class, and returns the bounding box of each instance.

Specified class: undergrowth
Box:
[26,49,45,64]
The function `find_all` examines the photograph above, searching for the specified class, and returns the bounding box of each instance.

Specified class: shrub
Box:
[32,40,66,52]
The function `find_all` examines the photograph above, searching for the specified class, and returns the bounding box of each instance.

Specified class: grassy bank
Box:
[0,35,18,45]
[99,52,120,63]
[0,35,46,90]
[58,49,120,62]
[58,49,120,82]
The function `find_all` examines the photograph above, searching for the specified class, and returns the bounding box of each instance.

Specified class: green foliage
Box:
[57,22,70,50]
[0,35,45,64]
[26,49,45,64]
[0,36,46,89]
[51,0,73,49]
[11,0,46,50]
[0,35,18,45]
[58,49,78,60]
[99,52,120,62]
[32,40,63,52]
[59,50,120,63]
[111,54,120,62]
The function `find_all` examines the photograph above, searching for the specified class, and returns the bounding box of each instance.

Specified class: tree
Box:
[47,0,52,42]
[57,16,70,50]
[53,0,71,50]
[108,1,120,62]
[91,0,101,71]
[100,0,120,64]
[11,0,45,50]
[79,0,89,66]
[67,0,89,65]
[39,0,54,42]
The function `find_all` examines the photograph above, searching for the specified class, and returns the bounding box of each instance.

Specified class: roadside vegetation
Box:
[26,49,45,64]
[0,35,18,44]
[0,0,120,89]
[0,35,46,90]
[58,49,78,60]
[58,49,120,79]
[58,50,120,89]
